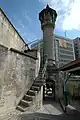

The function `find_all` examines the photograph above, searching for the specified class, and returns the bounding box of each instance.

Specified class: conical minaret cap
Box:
[46,4,49,9]
[39,5,57,22]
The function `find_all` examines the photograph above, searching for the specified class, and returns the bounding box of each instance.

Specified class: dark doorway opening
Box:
[43,79,55,100]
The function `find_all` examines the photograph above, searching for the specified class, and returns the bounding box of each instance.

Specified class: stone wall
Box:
[35,50,41,77]
[0,45,40,115]
[0,8,28,51]
[67,80,80,97]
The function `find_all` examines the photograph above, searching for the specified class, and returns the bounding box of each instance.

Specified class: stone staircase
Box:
[16,56,48,112]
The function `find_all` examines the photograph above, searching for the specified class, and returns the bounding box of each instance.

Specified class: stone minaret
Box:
[39,5,57,65]
[39,5,59,100]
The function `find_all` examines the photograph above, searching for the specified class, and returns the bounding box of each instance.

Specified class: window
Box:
[75,46,78,49]
[76,50,79,53]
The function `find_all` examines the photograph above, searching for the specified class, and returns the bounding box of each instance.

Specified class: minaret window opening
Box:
[44,11,52,22]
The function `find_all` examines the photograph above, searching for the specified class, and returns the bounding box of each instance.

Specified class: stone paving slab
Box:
[40,100,62,115]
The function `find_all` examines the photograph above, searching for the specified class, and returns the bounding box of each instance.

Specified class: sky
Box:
[0,0,80,44]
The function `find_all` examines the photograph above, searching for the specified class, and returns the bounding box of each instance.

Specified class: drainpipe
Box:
[63,72,72,107]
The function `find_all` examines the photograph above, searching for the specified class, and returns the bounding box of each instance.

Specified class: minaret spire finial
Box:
[46,4,49,9]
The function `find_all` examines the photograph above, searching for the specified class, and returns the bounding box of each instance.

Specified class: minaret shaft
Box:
[43,26,55,61]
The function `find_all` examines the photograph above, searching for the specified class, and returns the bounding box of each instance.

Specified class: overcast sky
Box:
[0,0,80,44]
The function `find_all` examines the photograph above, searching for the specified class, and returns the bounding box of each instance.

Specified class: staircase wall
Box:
[0,45,40,116]
[25,86,43,112]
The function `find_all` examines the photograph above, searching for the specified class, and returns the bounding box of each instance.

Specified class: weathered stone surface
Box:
[0,8,42,120]
[0,45,40,116]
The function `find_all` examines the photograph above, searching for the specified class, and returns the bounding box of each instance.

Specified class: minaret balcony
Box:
[41,21,55,29]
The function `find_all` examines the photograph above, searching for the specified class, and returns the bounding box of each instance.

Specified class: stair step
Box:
[20,99,31,106]
[37,77,43,79]
[40,67,43,70]
[32,82,43,87]
[34,80,43,83]
[39,71,43,73]
[23,94,34,101]
[16,105,26,112]
[39,75,42,78]
[39,73,42,76]
[39,72,43,74]
[31,86,40,91]
[17,104,29,112]
[27,90,37,96]
[37,76,44,80]
[39,70,43,73]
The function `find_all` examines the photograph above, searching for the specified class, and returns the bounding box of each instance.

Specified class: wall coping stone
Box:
[0,44,8,50]
[10,48,38,60]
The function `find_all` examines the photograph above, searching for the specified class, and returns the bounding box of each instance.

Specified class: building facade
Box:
[31,35,75,67]
[55,35,75,67]
[73,37,80,59]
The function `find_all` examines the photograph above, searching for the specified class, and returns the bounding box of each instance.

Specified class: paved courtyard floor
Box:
[36,100,63,115]
[15,100,80,120]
